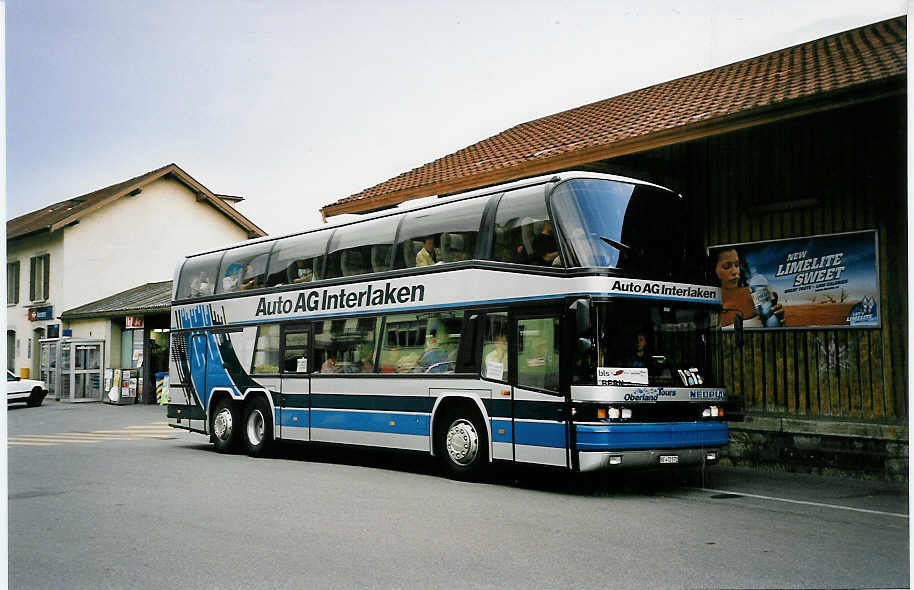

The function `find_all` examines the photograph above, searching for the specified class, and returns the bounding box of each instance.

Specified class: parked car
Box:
[6,370,47,407]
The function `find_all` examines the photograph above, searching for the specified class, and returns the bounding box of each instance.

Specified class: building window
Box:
[7,261,20,305]
[29,254,50,302]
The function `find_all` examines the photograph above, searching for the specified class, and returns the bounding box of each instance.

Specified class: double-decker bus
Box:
[167,171,729,478]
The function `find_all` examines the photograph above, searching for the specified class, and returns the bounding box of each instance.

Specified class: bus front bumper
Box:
[575,421,728,472]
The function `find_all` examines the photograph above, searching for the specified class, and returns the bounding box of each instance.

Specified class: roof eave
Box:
[320,75,905,219]
[60,306,170,321]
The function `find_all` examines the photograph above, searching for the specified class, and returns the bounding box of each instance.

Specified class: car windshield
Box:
[550,179,689,280]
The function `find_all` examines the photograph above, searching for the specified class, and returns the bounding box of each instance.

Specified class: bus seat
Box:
[441,233,465,261]
[370,244,391,273]
[520,218,537,257]
[401,239,420,268]
[340,250,365,276]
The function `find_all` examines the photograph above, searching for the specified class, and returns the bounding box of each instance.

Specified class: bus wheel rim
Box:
[213,408,233,441]
[445,419,478,465]
[247,409,264,445]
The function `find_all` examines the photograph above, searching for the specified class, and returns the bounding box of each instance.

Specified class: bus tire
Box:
[243,396,273,457]
[211,397,241,453]
[435,407,488,480]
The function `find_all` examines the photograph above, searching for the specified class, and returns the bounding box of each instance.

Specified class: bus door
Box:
[511,314,568,468]
[279,324,311,441]
[187,332,208,433]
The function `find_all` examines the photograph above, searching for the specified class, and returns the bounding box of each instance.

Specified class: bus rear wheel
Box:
[243,397,273,457]
[211,397,240,453]
[436,409,488,480]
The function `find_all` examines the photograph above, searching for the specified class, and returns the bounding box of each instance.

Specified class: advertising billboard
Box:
[708,231,879,329]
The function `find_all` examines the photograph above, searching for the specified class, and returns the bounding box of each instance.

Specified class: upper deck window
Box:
[324,216,399,279]
[265,231,329,287]
[550,179,687,279]
[394,197,486,269]
[215,241,273,294]
[176,251,224,300]
[491,186,559,267]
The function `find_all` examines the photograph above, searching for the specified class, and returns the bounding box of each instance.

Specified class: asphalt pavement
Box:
[7,400,910,589]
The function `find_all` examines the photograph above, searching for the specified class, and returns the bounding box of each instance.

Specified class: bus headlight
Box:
[620,408,632,420]
[607,407,621,420]
[702,406,723,418]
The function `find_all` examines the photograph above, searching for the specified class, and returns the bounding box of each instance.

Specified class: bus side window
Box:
[265,231,328,287]
[176,251,223,299]
[491,186,557,266]
[251,324,280,374]
[516,317,560,392]
[311,318,380,374]
[394,197,486,269]
[216,241,273,294]
[480,312,509,382]
[379,312,463,374]
[325,217,399,280]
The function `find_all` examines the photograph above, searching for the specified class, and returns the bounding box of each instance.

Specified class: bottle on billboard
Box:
[748,269,782,327]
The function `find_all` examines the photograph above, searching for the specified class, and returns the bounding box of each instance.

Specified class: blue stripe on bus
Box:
[280,408,309,428]
[575,422,728,451]
[311,409,431,437]
[490,419,513,443]
[514,421,566,448]
[210,291,717,328]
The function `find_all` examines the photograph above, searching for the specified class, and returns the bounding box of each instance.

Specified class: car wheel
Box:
[26,387,44,408]
[210,397,241,453]
[243,397,273,457]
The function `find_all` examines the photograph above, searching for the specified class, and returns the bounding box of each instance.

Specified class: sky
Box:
[5,0,907,236]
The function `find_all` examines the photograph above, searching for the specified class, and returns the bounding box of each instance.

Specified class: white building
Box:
[6,163,266,400]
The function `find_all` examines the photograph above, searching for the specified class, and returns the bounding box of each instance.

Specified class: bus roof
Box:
[183,170,675,259]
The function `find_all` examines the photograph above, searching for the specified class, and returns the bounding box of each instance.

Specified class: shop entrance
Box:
[40,338,105,402]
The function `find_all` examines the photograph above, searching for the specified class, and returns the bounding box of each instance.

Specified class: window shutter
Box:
[42,255,50,300]
[29,257,36,301]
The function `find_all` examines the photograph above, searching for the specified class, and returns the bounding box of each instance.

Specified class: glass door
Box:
[511,314,568,468]
[279,324,311,441]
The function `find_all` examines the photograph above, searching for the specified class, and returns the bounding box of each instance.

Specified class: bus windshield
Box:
[594,301,716,388]
[550,179,687,279]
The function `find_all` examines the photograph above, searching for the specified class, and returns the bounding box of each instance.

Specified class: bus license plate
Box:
[659,455,679,464]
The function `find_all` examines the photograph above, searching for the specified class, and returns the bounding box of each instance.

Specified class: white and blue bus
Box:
[167,171,729,478]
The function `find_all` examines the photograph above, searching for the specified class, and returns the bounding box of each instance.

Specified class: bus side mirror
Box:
[723,309,744,347]
[569,299,592,354]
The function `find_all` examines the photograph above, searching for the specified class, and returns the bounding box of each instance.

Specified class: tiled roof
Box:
[321,16,906,217]
[60,281,173,319]
[7,163,266,240]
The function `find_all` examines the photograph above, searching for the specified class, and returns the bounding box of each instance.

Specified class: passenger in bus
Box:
[287,259,313,284]
[415,237,437,267]
[319,354,338,374]
[629,332,650,367]
[239,263,260,290]
[482,333,507,379]
[189,272,212,297]
[222,262,243,292]
[530,220,559,266]
[415,329,449,372]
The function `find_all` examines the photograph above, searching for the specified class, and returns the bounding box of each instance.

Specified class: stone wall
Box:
[724,414,908,483]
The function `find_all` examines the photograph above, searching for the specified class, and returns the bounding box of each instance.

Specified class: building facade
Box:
[6,163,266,401]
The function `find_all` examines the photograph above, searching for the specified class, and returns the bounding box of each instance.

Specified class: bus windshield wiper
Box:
[600,236,631,252]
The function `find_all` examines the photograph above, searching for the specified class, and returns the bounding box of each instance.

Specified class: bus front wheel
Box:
[243,397,273,457]
[436,408,488,480]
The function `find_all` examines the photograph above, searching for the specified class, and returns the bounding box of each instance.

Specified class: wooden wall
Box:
[590,95,907,423]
